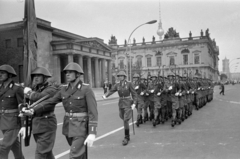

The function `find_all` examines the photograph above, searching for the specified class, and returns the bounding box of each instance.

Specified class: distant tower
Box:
[156,0,164,40]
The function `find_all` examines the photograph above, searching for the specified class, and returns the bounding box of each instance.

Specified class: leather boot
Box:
[122,129,130,146]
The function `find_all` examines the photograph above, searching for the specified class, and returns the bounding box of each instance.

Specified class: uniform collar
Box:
[1,79,13,89]
[67,78,81,90]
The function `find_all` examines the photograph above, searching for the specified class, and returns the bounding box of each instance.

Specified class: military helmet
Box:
[151,74,157,78]
[133,73,140,78]
[63,62,84,74]
[117,71,127,77]
[167,72,175,77]
[0,64,17,77]
[31,67,52,77]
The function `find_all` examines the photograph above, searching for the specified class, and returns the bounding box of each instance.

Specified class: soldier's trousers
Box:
[0,129,25,159]
[33,130,56,159]
[66,136,87,159]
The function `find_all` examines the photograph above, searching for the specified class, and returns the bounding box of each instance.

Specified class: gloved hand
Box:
[102,95,106,99]
[179,93,182,96]
[135,86,139,90]
[175,92,179,96]
[24,87,32,95]
[157,92,161,96]
[18,127,30,139]
[198,88,200,90]
[84,134,96,147]
[187,91,189,94]
[150,90,154,93]
[169,86,173,90]
[146,93,149,96]
[131,104,136,110]
[140,92,144,95]
[22,108,34,116]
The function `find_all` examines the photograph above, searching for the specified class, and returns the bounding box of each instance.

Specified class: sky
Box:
[1,0,240,72]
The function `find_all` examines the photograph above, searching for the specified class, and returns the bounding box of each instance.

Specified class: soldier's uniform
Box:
[0,65,25,159]
[32,63,98,159]
[24,67,59,159]
[132,74,146,127]
[104,71,137,146]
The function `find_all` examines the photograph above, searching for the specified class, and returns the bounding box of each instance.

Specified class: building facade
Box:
[222,57,230,78]
[0,18,112,87]
[109,27,219,81]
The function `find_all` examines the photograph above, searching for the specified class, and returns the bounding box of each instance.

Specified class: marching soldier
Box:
[145,74,156,121]
[22,62,98,159]
[19,67,59,159]
[132,74,146,127]
[0,65,25,159]
[102,71,137,146]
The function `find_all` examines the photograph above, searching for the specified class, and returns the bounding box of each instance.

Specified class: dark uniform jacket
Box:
[33,80,98,137]
[29,82,59,134]
[0,80,24,130]
[106,80,137,106]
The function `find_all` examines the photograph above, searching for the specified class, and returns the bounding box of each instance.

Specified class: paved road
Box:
[4,85,240,159]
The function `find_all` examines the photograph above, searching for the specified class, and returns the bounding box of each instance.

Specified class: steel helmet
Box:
[63,62,84,74]
[117,71,127,77]
[31,67,52,77]
[167,72,175,77]
[0,64,17,77]
[151,74,157,78]
[133,73,140,78]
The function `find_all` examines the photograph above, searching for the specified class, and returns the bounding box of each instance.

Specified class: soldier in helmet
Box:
[132,74,146,127]
[19,66,59,159]
[0,65,25,159]
[102,71,137,146]
[22,62,98,159]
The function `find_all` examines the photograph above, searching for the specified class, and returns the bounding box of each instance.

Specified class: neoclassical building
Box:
[108,27,220,81]
[0,18,112,87]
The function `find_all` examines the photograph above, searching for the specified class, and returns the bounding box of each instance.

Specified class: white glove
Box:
[22,108,34,116]
[187,91,189,94]
[179,93,182,96]
[150,90,154,93]
[102,95,106,99]
[157,92,161,96]
[135,86,139,90]
[140,92,144,95]
[131,104,136,110]
[24,87,32,95]
[84,134,96,147]
[146,93,149,96]
[198,88,200,90]
[169,86,172,90]
[192,92,194,94]
[18,127,30,139]
[175,92,179,96]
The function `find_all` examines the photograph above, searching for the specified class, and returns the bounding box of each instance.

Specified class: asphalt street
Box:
[3,85,240,159]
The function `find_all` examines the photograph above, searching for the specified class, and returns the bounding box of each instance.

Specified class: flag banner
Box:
[23,0,38,87]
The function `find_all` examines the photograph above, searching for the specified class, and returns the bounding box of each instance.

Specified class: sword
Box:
[132,110,135,135]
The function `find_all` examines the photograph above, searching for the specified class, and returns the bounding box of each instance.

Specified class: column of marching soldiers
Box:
[132,71,214,128]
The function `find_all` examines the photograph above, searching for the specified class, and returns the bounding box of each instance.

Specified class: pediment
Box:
[192,50,201,54]
[75,39,112,52]
[166,52,177,56]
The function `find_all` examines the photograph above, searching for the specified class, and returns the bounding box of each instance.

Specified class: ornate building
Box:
[0,18,112,87]
[109,27,220,82]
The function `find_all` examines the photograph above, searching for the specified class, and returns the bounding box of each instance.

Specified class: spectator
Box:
[219,83,225,95]
[108,81,112,90]
[103,81,108,94]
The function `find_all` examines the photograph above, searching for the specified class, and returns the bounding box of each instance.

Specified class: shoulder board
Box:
[61,84,68,87]
[82,83,89,86]
[14,83,21,86]
[116,82,120,84]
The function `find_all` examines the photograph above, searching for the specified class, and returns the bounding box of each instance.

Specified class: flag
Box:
[23,0,37,87]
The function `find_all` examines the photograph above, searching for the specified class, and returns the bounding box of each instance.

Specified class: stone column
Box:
[107,60,112,83]
[94,58,100,87]
[78,54,83,68]
[101,59,106,83]
[53,55,61,84]
[87,56,92,86]
[68,54,73,63]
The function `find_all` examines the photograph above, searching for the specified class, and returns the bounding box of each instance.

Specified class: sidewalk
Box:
[56,88,119,107]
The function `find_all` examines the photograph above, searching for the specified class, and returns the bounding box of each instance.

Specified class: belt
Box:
[119,96,131,99]
[0,109,18,114]
[65,112,87,117]
[35,111,54,117]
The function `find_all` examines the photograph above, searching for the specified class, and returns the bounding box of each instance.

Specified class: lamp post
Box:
[126,20,157,81]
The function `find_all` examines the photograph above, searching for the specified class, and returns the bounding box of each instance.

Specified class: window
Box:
[157,57,162,66]
[5,39,11,48]
[120,60,124,69]
[136,57,142,68]
[169,56,175,65]
[17,38,23,47]
[194,54,200,64]
[147,57,151,67]
[183,54,188,65]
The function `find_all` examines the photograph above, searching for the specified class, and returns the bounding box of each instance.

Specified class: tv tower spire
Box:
[157,0,164,40]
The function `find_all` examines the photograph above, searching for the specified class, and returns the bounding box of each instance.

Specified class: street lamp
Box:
[126,20,157,81]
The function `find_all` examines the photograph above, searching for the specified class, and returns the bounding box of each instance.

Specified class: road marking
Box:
[55,121,136,159]
[101,101,118,106]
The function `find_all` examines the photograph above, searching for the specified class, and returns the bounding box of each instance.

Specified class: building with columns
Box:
[108,27,220,82]
[0,18,112,87]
